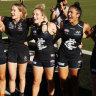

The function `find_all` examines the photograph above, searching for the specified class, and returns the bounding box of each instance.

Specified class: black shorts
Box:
[0,51,6,65]
[57,56,82,69]
[32,59,55,68]
[90,54,96,74]
[7,46,29,64]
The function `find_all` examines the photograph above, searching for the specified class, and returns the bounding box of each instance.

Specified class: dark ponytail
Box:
[74,2,80,8]
[70,2,82,19]
[20,0,23,5]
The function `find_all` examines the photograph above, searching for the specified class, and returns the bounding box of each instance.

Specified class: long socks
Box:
[11,92,15,96]
[19,92,24,96]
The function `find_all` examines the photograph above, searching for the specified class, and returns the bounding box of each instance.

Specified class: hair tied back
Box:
[74,2,80,8]
[35,4,45,11]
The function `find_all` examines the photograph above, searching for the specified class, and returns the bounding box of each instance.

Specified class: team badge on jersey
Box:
[37,38,47,50]
[64,38,77,50]
[64,29,69,33]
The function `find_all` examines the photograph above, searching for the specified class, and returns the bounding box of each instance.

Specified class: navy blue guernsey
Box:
[0,31,4,50]
[30,24,55,60]
[92,44,96,55]
[59,21,84,59]
[1,16,33,48]
[0,31,2,43]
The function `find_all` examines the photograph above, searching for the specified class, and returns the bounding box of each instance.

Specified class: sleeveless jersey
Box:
[1,16,33,48]
[0,31,4,50]
[0,31,6,65]
[30,23,55,61]
[59,21,84,59]
[0,31,2,43]
[92,43,96,56]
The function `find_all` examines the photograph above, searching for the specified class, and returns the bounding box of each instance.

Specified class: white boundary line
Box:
[82,49,92,56]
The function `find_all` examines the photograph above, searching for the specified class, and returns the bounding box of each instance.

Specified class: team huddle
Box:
[0,0,96,96]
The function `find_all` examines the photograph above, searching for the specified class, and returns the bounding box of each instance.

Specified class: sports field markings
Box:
[82,49,92,55]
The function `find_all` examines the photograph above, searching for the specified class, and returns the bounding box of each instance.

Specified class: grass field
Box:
[0,0,96,96]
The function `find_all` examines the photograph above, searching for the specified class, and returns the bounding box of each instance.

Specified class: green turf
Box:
[0,0,96,51]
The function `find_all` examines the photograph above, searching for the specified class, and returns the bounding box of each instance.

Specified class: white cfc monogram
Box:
[64,38,77,50]
[37,38,47,50]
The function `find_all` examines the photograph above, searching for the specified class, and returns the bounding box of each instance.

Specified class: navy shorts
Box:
[0,51,6,65]
[90,54,96,74]
[32,51,55,68]
[32,59,55,68]
[7,46,29,64]
[58,56,82,69]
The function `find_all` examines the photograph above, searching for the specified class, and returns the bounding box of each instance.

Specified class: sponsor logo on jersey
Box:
[8,22,14,29]
[18,23,23,31]
[74,31,81,36]
[50,60,55,65]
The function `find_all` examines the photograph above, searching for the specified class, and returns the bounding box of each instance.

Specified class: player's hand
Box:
[24,41,28,46]
[60,2,66,10]
[78,42,83,49]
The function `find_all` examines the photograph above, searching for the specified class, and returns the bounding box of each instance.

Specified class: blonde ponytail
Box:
[35,4,45,11]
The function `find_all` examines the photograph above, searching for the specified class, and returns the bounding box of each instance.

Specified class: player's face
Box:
[33,9,44,25]
[68,7,80,23]
[62,0,67,5]
[11,5,22,20]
